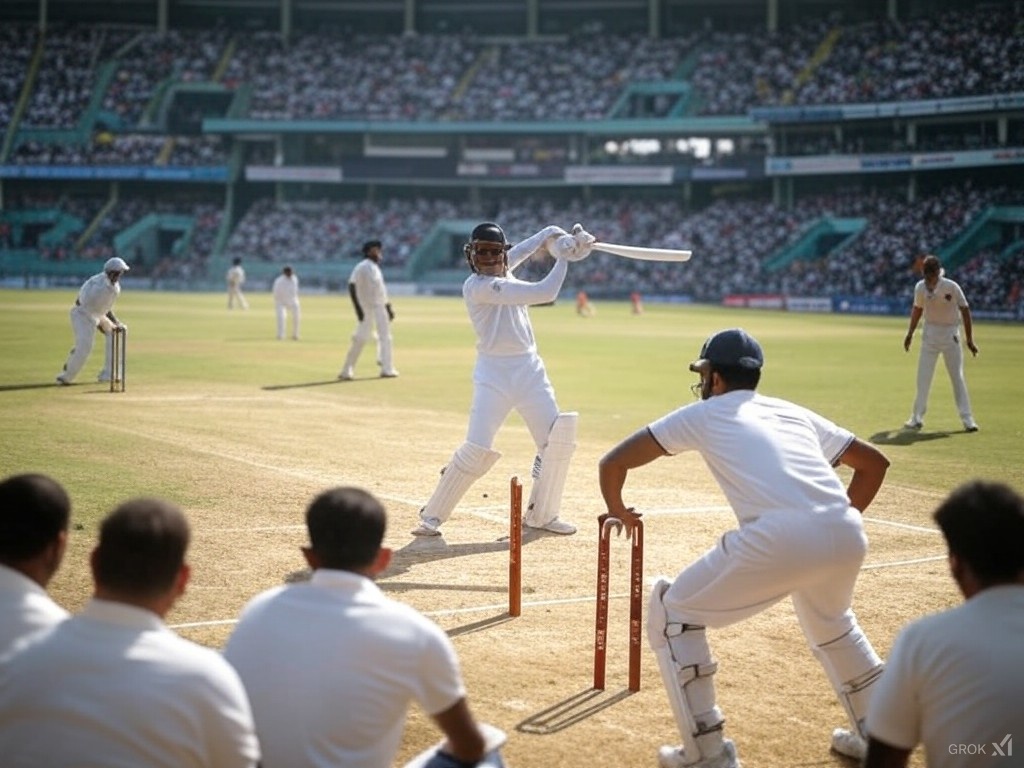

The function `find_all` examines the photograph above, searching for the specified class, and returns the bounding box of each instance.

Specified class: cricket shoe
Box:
[524,518,577,535]
[55,374,72,386]
[658,739,740,768]
[411,515,442,537]
[903,418,923,430]
[380,370,400,378]
[830,728,866,761]
[963,420,979,433]
[338,370,354,381]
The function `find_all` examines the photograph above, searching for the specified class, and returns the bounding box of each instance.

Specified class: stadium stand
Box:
[0,1,1021,319]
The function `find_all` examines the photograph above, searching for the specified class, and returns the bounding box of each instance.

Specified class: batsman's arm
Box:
[598,427,666,531]
[836,437,889,513]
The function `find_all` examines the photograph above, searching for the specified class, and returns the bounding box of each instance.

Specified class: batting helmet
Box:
[465,223,509,275]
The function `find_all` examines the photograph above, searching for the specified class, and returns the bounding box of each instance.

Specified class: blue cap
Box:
[690,328,764,371]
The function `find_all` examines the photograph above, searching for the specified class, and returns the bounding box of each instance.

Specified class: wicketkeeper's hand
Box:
[355,309,365,322]
[386,303,395,322]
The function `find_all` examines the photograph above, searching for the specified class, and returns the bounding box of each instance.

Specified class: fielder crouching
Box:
[412,222,596,537]
[600,328,890,767]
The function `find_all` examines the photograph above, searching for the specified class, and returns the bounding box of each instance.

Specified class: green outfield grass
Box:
[2,288,1021,531]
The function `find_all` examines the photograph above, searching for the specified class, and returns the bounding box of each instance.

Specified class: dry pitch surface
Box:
[40,385,943,768]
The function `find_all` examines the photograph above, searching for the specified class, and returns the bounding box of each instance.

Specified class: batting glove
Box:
[569,223,596,261]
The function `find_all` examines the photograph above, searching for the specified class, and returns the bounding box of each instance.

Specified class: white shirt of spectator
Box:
[648,389,855,525]
[223,568,466,768]
[0,598,260,768]
[272,272,299,305]
[913,275,969,327]
[0,564,68,659]
[348,258,389,307]
[865,586,1024,768]
[75,271,121,322]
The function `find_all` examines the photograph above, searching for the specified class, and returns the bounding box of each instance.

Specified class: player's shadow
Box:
[516,687,637,734]
[0,382,74,392]
[261,379,347,391]
[379,527,546,580]
[870,428,954,446]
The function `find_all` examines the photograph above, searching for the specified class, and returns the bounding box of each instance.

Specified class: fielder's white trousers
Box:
[276,301,300,339]
[663,508,872,648]
[228,285,248,309]
[911,323,974,423]
[343,304,394,374]
[466,352,559,451]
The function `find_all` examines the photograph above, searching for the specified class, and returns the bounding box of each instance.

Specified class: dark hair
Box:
[0,473,71,562]
[232,257,242,265]
[362,240,382,257]
[93,498,190,598]
[306,487,386,570]
[922,254,941,276]
[933,480,1024,585]
[713,364,761,391]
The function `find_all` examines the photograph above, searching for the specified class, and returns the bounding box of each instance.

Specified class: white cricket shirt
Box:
[272,273,300,304]
[648,389,855,524]
[0,564,68,658]
[224,569,466,768]
[0,598,259,768]
[913,276,968,327]
[866,586,1024,768]
[74,271,120,321]
[349,258,390,307]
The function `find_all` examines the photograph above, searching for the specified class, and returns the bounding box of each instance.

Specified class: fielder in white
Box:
[599,328,891,768]
[272,265,300,340]
[226,257,248,310]
[903,254,979,432]
[56,256,129,385]
[339,239,398,380]
[412,222,595,537]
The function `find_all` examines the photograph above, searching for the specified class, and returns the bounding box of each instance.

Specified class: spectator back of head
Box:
[93,498,190,599]
[933,480,1024,586]
[305,487,386,571]
[0,473,71,563]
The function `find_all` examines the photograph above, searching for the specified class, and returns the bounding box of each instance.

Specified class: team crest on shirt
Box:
[491,283,502,293]
[943,293,952,301]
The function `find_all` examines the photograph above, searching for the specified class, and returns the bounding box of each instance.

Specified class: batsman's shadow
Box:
[379,527,546,580]
[516,687,637,735]
[870,428,954,446]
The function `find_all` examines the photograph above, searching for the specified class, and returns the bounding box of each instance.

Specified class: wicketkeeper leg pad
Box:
[649,578,727,764]
[524,412,577,527]
[420,441,502,526]
[812,628,884,736]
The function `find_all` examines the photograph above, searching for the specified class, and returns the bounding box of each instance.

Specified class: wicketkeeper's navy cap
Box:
[690,328,764,371]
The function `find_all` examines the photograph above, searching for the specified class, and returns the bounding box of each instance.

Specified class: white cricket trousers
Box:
[276,301,300,339]
[343,304,394,374]
[61,306,111,382]
[911,323,973,423]
[663,507,875,651]
[466,352,559,451]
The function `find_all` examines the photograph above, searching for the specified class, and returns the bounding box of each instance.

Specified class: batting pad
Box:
[525,412,577,526]
[421,441,501,525]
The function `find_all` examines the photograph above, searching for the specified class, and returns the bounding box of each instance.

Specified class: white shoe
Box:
[963,420,979,433]
[658,739,739,768]
[903,418,923,430]
[524,518,577,535]
[380,370,399,378]
[411,516,442,537]
[338,370,354,381]
[830,728,866,761]
[55,374,71,386]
